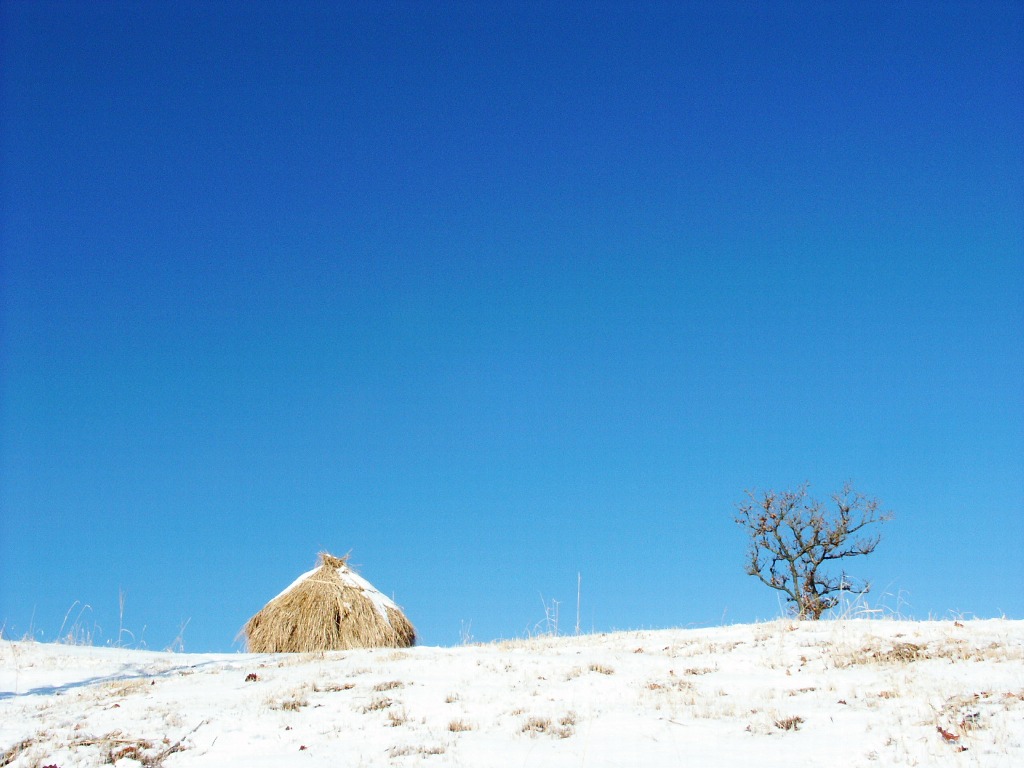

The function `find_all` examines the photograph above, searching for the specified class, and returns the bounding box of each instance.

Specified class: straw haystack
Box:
[242,553,415,652]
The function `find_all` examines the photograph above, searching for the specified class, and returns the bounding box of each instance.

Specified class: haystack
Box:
[242,553,415,652]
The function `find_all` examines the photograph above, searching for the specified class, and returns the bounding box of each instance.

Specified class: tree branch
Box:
[733,483,890,619]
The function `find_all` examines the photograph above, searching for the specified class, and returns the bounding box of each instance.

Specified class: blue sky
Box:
[2,2,1021,652]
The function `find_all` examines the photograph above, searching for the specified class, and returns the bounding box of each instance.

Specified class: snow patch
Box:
[3,620,1022,768]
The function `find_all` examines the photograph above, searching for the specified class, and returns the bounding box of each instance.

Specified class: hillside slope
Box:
[2,620,1022,767]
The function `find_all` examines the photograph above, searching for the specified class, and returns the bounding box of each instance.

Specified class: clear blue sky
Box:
[2,2,1022,652]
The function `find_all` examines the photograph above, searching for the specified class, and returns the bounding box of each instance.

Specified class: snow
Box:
[269,566,321,603]
[268,564,400,626]
[336,566,401,624]
[2,619,1023,767]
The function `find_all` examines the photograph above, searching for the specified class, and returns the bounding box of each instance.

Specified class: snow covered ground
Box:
[2,619,1022,767]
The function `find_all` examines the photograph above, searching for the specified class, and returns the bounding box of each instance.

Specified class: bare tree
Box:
[734,483,891,619]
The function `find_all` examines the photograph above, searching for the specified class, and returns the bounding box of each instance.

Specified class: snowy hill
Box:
[2,619,1022,767]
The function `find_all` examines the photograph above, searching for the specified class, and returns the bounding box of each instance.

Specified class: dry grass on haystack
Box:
[242,552,415,652]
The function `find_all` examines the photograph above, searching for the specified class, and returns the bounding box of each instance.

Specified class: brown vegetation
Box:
[241,552,415,652]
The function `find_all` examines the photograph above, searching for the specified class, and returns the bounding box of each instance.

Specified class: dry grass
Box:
[873,642,923,663]
[312,681,355,692]
[74,728,196,767]
[448,718,474,732]
[269,689,310,711]
[645,679,693,692]
[386,707,408,727]
[520,714,575,738]
[521,716,552,734]
[241,552,415,653]
[684,666,716,676]
[0,737,35,767]
[108,739,155,763]
[832,632,1024,668]
[774,715,805,731]
[102,679,150,697]
[362,696,393,713]
[387,744,446,757]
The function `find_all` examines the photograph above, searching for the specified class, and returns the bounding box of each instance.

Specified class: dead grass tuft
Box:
[520,714,575,738]
[1,738,35,767]
[833,638,926,667]
[684,666,716,676]
[312,681,354,692]
[362,695,393,713]
[387,744,446,757]
[42,726,202,768]
[646,679,693,692]
[270,693,309,711]
[774,715,805,731]
[103,679,149,698]
[521,716,552,734]
[109,741,152,763]
[788,687,817,696]
[832,632,1024,669]
[874,642,923,663]
[387,707,408,727]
